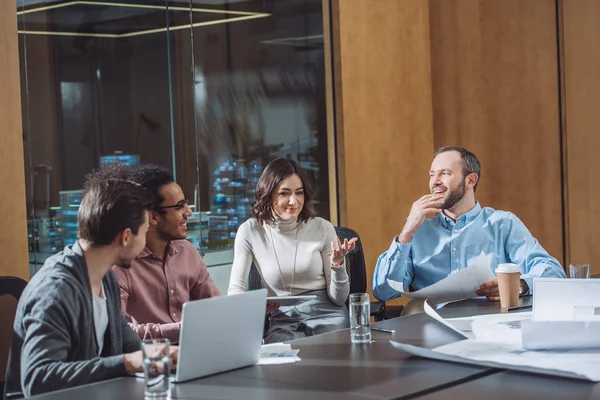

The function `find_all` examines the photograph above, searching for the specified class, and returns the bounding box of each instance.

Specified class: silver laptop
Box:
[173,289,267,383]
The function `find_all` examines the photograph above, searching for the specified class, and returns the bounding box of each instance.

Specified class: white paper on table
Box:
[516,278,600,350]
[388,252,495,304]
[469,313,532,345]
[424,299,532,343]
[395,280,600,380]
[424,299,471,338]
[390,339,600,382]
[533,278,600,321]
[256,343,301,365]
[522,320,600,350]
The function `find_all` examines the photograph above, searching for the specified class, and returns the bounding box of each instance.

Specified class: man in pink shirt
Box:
[112,165,220,343]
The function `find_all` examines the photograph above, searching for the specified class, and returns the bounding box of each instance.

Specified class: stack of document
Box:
[256,343,301,365]
[522,278,600,350]
[391,279,600,382]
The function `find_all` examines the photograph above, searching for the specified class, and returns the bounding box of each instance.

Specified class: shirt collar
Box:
[136,241,179,260]
[73,240,84,257]
[438,201,482,229]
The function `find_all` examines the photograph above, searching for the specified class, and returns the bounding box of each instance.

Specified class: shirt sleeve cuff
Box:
[521,276,534,295]
[103,354,128,376]
[331,259,349,282]
[159,323,181,343]
[391,236,411,254]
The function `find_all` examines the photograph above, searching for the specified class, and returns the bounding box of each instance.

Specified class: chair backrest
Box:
[0,277,28,397]
[334,226,367,295]
[247,263,264,291]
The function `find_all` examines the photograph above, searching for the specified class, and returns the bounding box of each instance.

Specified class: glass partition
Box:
[17,0,330,275]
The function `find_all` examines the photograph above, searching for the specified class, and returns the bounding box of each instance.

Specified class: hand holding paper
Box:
[387,252,495,303]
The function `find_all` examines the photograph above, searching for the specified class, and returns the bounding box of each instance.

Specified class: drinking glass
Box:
[141,338,171,398]
[349,293,371,344]
[569,264,590,279]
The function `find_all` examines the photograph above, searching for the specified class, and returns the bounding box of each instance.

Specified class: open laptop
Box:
[173,288,267,383]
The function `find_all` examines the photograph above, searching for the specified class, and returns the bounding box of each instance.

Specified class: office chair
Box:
[247,263,264,292]
[0,277,28,399]
[333,226,389,321]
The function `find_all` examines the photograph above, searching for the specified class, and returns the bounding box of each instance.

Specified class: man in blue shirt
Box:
[373,146,566,302]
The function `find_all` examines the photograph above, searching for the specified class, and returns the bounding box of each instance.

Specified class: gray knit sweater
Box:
[4,242,141,398]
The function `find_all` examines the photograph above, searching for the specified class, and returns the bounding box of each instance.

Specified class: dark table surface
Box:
[419,370,600,400]
[28,298,513,400]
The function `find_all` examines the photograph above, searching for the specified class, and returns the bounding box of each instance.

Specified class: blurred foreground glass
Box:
[349,293,371,344]
[569,264,590,279]
[141,339,171,398]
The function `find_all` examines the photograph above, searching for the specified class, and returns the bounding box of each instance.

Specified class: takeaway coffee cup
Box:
[496,263,521,309]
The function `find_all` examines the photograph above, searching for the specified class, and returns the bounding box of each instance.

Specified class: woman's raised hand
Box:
[330,236,358,268]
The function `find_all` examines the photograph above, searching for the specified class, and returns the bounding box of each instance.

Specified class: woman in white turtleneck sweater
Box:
[228,158,357,343]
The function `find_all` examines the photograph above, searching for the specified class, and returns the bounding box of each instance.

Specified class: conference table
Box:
[28,296,600,399]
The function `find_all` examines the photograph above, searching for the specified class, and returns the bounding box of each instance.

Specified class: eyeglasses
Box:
[158,199,189,212]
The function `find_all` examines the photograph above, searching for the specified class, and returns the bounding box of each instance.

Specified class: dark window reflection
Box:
[18,0,329,275]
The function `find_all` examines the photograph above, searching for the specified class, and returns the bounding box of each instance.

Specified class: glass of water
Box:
[569,264,591,279]
[141,338,171,398]
[349,293,371,344]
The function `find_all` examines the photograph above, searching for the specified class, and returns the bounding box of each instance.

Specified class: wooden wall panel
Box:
[331,0,435,298]
[561,0,600,274]
[0,3,29,280]
[429,0,564,265]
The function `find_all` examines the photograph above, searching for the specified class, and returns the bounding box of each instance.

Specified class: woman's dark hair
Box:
[252,157,317,225]
[78,166,153,246]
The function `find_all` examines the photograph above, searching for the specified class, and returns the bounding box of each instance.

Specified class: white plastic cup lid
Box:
[496,263,521,273]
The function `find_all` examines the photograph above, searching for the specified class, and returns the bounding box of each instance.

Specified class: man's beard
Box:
[157,221,184,242]
[158,228,181,242]
[439,179,466,210]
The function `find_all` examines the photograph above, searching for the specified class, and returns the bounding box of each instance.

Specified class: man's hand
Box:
[124,350,143,374]
[169,346,179,370]
[397,194,444,243]
[124,346,180,374]
[476,279,500,301]
[477,279,529,301]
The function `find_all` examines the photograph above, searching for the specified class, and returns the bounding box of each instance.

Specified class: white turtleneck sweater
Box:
[228,217,350,306]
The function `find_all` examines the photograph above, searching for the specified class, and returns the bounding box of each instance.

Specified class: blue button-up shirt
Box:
[372,202,566,302]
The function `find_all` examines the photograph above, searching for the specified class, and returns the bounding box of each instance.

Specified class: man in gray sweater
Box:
[5,170,176,397]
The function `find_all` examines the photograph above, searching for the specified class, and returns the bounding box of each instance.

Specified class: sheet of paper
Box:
[424,299,471,338]
[470,313,531,345]
[512,278,600,350]
[388,252,495,303]
[533,278,600,321]
[256,343,301,365]
[404,282,600,378]
[424,299,531,343]
[390,340,600,382]
[522,320,600,350]
[388,252,496,303]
